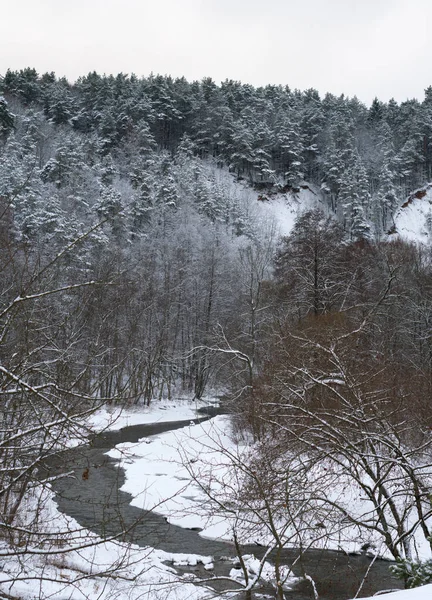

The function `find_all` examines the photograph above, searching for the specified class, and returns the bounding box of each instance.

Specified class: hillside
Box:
[1,69,432,599]
[391,183,432,242]
[2,69,432,242]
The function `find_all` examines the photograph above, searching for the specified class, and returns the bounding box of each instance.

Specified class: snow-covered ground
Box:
[255,184,323,237]
[107,414,240,537]
[391,184,432,243]
[354,585,432,600]
[87,397,217,431]
[107,413,432,560]
[0,401,221,600]
[104,401,432,598]
[0,524,210,600]
[2,398,431,600]
[0,400,298,600]
[201,162,324,239]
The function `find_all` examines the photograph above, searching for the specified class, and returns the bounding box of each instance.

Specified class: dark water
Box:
[50,407,403,599]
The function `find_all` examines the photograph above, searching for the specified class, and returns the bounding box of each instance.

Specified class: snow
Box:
[107,413,432,562]
[256,194,300,236]
[0,400,220,600]
[200,161,324,239]
[3,398,432,599]
[201,165,432,248]
[0,486,209,600]
[88,397,218,431]
[391,184,432,243]
[257,185,324,237]
[107,415,240,537]
[228,555,300,591]
[349,584,432,600]
[253,185,324,238]
[0,400,298,600]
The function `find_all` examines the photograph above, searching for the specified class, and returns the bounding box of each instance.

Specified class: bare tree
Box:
[0,216,165,597]
[252,301,432,565]
[175,417,331,600]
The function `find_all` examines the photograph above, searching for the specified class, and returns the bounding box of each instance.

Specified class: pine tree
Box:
[339,156,371,241]
[229,121,254,180]
[2,68,41,104]
[374,126,398,232]
[42,80,75,125]
[368,97,385,127]
[275,115,304,186]
[419,86,432,179]
[299,88,325,181]
[95,185,125,239]
[0,96,14,142]
[129,169,156,232]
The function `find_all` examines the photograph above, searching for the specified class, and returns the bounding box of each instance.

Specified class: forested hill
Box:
[2,68,432,240]
[1,68,432,406]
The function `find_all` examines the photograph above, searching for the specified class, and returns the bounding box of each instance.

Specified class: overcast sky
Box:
[2,0,432,106]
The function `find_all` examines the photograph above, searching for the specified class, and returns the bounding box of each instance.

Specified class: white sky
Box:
[1,0,432,106]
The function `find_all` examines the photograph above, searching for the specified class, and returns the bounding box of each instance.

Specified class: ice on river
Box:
[2,399,431,600]
[107,414,240,538]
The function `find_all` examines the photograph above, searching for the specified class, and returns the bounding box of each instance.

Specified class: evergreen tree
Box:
[373,124,399,231]
[229,121,254,180]
[0,96,14,142]
[420,86,432,179]
[95,185,125,239]
[367,97,385,127]
[274,115,304,186]
[129,169,157,232]
[299,88,324,181]
[339,156,371,240]
[42,80,75,125]
[2,68,41,104]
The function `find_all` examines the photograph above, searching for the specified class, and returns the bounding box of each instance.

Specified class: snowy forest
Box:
[1,68,432,599]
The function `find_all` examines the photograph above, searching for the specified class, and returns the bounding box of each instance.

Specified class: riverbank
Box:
[0,398,421,599]
[0,400,224,600]
[53,399,404,599]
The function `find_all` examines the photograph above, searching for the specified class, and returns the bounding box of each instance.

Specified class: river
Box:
[51,409,403,599]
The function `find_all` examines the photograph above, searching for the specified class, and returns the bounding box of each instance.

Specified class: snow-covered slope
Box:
[254,183,324,236]
[391,184,432,243]
[211,169,324,238]
[350,584,432,600]
[198,162,326,239]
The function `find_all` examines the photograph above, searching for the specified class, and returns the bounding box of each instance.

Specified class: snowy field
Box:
[1,398,431,600]
[107,414,239,537]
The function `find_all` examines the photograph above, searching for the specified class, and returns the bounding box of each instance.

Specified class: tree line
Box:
[2,68,432,238]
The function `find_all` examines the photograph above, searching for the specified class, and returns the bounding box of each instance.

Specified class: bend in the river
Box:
[50,407,403,600]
